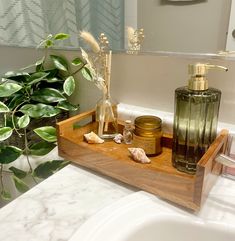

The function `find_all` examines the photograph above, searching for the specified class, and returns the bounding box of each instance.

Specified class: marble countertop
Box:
[0,104,235,241]
[0,159,235,241]
[0,163,136,241]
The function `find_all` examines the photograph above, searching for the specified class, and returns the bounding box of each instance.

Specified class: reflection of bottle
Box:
[123,120,133,144]
[172,63,228,174]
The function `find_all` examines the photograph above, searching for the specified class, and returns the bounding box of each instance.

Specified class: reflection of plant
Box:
[0,33,85,201]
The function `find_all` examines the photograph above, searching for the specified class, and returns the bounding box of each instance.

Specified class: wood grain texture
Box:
[56,110,228,211]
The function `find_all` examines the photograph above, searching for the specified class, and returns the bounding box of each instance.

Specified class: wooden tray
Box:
[56,110,229,211]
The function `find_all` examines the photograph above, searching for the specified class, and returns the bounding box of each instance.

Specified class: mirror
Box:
[0,0,232,54]
[138,0,231,53]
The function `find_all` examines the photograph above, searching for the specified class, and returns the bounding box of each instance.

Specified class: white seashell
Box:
[113,134,123,144]
[84,131,104,144]
[128,148,151,164]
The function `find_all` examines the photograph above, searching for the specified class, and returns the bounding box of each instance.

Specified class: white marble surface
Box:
[0,103,235,241]
[199,176,235,223]
[0,157,235,241]
[0,164,135,241]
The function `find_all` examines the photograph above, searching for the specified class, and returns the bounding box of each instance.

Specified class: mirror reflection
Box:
[139,0,231,53]
[0,0,233,54]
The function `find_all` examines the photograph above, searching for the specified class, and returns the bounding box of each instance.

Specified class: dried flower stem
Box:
[80,31,100,53]
[80,31,117,137]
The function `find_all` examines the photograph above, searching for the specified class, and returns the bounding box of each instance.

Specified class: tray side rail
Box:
[56,110,96,152]
[194,129,229,207]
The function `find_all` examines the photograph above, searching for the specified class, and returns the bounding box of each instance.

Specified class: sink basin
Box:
[69,191,235,241]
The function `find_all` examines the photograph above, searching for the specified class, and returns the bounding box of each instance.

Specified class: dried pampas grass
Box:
[80,31,100,53]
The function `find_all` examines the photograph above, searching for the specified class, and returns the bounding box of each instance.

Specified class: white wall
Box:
[1,46,235,125]
[111,53,235,125]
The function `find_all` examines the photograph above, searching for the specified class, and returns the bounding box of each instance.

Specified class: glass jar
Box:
[133,115,162,156]
[96,92,118,139]
[123,120,133,144]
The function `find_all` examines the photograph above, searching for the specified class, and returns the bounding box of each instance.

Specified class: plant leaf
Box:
[81,67,92,81]
[4,71,30,78]
[57,101,78,111]
[72,57,83,66]
[20,104,61,118]
[27,72,49,85]
[50,55,68,72]
[0,146,22,164]
[0,127,13,141]
[40,105,61,118]
[45,68,59,78]
[54,33,70,40]
[29,141,56,156]
[31,88,66,103]
[46,77,63,83]
[0,83,22,97]
[5,116,18,129]
[45,39,54,48]
[12,176,29,193]
[33,126,57,142]
[1,190,11,200]
[33,160,70,179]
[0,101,10,113]
[9,166,27,179]
[20,104,44,118]
[17,114,30,128]
[35,56,45,66]
[8,94,25,110]
[63,76,75,96]
[20,56,45,71]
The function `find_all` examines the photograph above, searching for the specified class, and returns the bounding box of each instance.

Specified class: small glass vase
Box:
[96,93,118,139]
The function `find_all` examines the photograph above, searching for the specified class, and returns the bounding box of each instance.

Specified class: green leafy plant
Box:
[0,33,86,200]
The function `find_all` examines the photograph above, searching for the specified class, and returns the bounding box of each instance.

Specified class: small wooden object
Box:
[56,110,229,211]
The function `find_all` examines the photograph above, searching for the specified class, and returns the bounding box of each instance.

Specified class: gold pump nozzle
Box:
[188,63,228,91]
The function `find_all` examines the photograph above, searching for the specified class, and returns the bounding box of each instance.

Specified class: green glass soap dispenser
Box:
[172,63,228,174]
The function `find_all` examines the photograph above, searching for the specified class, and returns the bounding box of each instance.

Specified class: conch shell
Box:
[113,134,123,144]
[128,148,151,164]
[84,131,104,144]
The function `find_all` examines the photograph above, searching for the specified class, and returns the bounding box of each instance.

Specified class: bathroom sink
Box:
[69,191,235,241]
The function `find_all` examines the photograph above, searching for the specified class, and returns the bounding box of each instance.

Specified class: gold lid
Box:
[188,63,228,91]
[134,115,162,130]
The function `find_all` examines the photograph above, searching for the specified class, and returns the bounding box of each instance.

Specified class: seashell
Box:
[128,148,151,164]
[84,131,104,144]
[113,134,123,144]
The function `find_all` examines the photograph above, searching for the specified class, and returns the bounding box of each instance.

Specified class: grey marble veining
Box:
[0,164,135,241]
[1,161,235,241]
[1,103,235,241]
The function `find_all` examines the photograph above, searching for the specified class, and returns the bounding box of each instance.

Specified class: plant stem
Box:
[11,101,26,137]
[23,128,32,172]
[44,47,48,64]
[70,63,86,76]
[23,129,38,184]
[0,78,11,84]
[0,164,4,193]
[31,172,38,185]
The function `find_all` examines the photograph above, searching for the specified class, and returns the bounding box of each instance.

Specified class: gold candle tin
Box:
[133,115,162,156]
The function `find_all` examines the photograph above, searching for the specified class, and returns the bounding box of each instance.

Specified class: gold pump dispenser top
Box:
[188,63,228,91]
